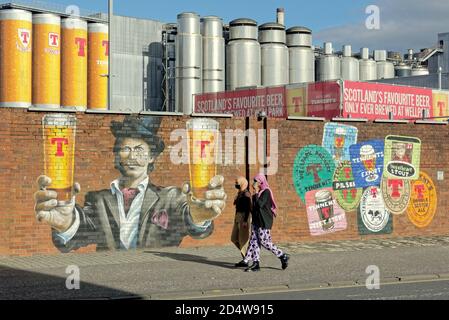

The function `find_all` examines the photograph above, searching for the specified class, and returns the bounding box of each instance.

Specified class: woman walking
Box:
[243,174,289,272]
[232,177,252,268]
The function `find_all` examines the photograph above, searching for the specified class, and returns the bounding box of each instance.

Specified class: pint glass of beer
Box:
[334,127,347,160]
[315,190,335,230]
[186,118,219,199]
[42,114,76,205]
[360,144,378,182]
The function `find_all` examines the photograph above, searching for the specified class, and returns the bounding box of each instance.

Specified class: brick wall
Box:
[0,108,448,256]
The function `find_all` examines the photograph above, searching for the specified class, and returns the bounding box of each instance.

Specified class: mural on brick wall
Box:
[292,123,437,236]
[34,114,227,252]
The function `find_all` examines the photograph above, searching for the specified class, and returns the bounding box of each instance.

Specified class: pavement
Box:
[2,235,449,300]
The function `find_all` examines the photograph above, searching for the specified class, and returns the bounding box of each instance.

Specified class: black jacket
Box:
[234,190,252,222]
[251,189,274,230]
[52,183,214,252]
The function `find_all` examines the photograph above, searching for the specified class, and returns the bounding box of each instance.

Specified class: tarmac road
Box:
[2,235,449,300]
[197,279,449,300]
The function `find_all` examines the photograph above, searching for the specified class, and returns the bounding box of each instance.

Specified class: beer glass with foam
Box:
[42,114,76,205]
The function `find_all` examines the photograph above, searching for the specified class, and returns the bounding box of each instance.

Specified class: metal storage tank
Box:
[286,26,314,84]
[0,9,32,108]
[316,42,340,81]
[61,18,88,109]
[411,66,430,76]
[176,12,202,114]
[164,23,177,112]
[201,16,225,93]
[359,47,377,81]
[340,45,359,81]
[88,23,109,110]
[375,50,395,79]
[33,14,60,108]
[259,22,289,87]
[226,18,261,91]
[395,63,412,77]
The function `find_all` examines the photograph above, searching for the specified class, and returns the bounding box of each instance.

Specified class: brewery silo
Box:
[411,66,429,76]
[61,17,88,109]
[375,50,394,79]
[340,45,359,81]
[201,16,225,93]
[359,47,377,81]
[88,23,109,110]
[32,14,60,108]
[0,9,32,108]
[164,23,177,112]
[316,42,341,81]
[286,26,314,84]
[395,62,412,77]
[226,18,261,91]
[175,12,202,114]
[259,22,289,86]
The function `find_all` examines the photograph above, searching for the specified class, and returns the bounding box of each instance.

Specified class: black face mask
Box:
[235,184,241,190]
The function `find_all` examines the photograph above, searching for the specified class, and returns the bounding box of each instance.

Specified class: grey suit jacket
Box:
[52,182,214,252]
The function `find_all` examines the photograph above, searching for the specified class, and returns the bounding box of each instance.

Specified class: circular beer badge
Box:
[293,145,336,204]
[333,161,363,212]
[359,187,391,233]
[407,171,437,228]
[381,176,411,215]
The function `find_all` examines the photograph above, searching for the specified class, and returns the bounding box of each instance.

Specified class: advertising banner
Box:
[343,81,433,120]
[307,81,341,118]
[194,86,286,118]
[432,90,449,122]
[286,84,307,117]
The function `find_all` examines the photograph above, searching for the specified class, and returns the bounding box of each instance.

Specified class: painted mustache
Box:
[121,161,145,167]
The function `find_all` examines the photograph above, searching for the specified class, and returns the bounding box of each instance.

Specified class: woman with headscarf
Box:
[243,174,289,272]
[232,177,252,268]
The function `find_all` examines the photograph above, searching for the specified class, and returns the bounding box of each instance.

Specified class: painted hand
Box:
[34,175,80,233]
[182,175,227,225]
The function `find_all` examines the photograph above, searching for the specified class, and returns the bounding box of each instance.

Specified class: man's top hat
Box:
[111,116,165,156]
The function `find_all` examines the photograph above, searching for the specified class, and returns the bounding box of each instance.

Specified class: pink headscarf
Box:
[254,174,278,217]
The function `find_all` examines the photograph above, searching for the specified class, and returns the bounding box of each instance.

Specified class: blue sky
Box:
[49,0,372,28]
[20,0,449,52]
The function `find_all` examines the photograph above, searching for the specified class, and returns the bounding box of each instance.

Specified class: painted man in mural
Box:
[392,142,412,164]
[34,116,226,252]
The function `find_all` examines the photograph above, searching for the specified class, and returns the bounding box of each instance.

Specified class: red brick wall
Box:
[0,108,448,256]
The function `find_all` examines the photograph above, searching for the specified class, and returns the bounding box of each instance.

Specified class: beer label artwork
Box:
[358,187,393,235]
[332,161,363,212]
[384,135,421,180]
[381,176,411,215]
[322,123,358,163]
[407,171,437,228]
[305,188,347,236]
[350,140,385,189]
[293,145,336,203]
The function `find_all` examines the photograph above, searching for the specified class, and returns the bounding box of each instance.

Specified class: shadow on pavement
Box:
[0,266,142,300]
[145,251,282,271]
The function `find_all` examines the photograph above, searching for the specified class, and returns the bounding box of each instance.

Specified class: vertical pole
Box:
[245,117,250,182]
[108,0,113,110]
[439,67,442,91]
[263,117,268,178]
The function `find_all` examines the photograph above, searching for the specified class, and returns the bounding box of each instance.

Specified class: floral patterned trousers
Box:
[244,225,284,263]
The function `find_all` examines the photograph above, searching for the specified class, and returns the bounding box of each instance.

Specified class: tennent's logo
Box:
[75,37,87,57]
[102,40,109,56]
[51,138,69,157]
[18,29,31,48]
[49,33,60,47]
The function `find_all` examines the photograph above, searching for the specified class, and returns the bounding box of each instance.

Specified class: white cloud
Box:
[314,0,449,53]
